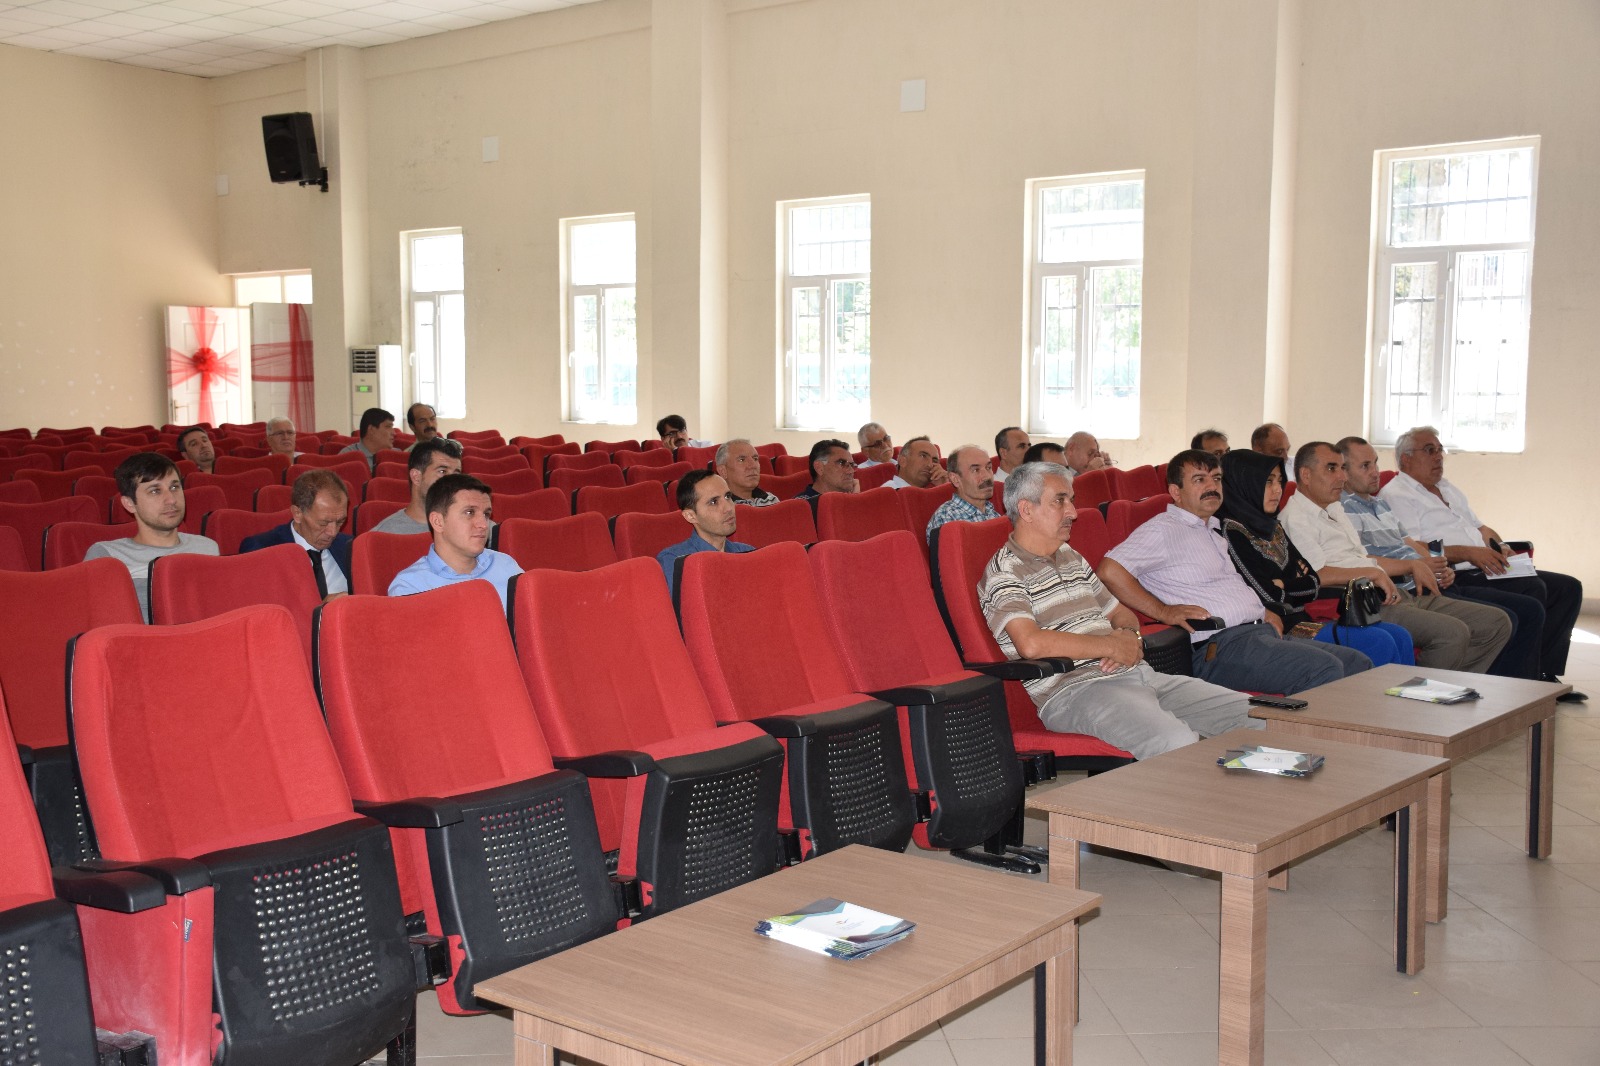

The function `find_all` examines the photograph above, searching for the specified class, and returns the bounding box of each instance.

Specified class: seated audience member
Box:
[992,426,1030,484]
[1097,449,1370,693]
[240,469,352,599]
[656,414,709,451]
[265,416,300,459]
[1022,441,1066,466]
[886,436,948,489]
[926,445,998,542]
[656,469,754,596]
[405,403,440,448]
[796,439,860,502]
[857,422,894,468]
[176,425,216,474]
[1282,441,1510,672]
[1191,429,1229,458]
[715,438,778,506]
[978,461,1256,759]
[1250,422,1290,461]
[373,436,465,534]
[1064,432,1112,476]
[1381,426,1585,697]
[1339,435,1537,681]
[1218,450,1413,666]
[341,407,395,471]
[87,452,220,616]
[390,473,522,609]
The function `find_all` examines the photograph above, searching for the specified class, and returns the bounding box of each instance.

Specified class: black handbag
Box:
[1337,577,1383,627]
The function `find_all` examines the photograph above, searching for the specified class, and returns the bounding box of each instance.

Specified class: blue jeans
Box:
[1314,621,1415,666]
[1191,622,1371,694]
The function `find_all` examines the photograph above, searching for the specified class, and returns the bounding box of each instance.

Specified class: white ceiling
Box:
[0,0,600,78]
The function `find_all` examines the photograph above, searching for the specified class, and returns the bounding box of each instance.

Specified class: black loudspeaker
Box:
[261,112,321,185]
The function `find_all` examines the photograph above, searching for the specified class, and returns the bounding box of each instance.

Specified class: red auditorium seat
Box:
[772,455,810,477]
[365,476,412,503]
[473,468,543,495]
[64,450,139,475]
[0,496,100,569]
[496,513,616,572]
[520,441,581,474]
[184,468,277,511]
[509,433,565,448]
[68,606,422,1065]
[288,459,369,487]
[203,508,291,555]
[0,525,27,570]
[42,521,125,570]
[674,445,717,468]
[461,454,530,476]
[351,531,432,595]
[816,486,906,542]
[510,560,784,915]
[856,463,897,491]
[612,510,690,561]
[0,453,53,479]
[575,481,671,520]
[490,488,571,522]
[729,498,817,548]
[617,448,676,470]
[16,465,101,501]
[626,461,693,485]
[1071,468,1113,509]
[547,464,624,498]
[70,473,120,519]
[148,543,323,664]
[0,479,41,505]
[762,471,812,499]
[546,450,611,472]
[375,461,409,479]
[676,542,917,857]
[355,499,405,534]
[1067,506,1113,567]
[177,484,226,535]
[214,453,290,478]
[1107,493,1169,543]
[897,483,955,549]
[449,429,506,446]
[584,439,641,456]
[754,442,787,459]
[458,443,521,461]
[314,582,622,1012]
[295,451,368,470]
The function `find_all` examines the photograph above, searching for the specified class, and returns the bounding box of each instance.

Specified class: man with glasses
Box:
[265,416,301,459]
[856,423,894,468]
[1381,426,1585,698]
[797,439,859,504]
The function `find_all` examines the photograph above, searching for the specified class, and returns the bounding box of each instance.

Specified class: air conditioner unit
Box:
[350,345,402,430]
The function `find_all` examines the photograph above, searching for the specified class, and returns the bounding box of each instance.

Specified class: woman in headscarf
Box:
[1218,449,1414,666]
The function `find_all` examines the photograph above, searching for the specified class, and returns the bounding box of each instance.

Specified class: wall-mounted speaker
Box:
[261,112,324,188]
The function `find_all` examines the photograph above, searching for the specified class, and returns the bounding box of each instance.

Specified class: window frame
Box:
[402,227,467,420]
[561,213,638,426]
[780,193,872,431]
[1368,136,1539,453]
[232,271,312,306]
[1024,171,1144,439]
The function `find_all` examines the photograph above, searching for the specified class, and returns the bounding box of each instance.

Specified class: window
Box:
[562,215,637,424]
[781,195,870,430]
[234,272,312,305]
[404,229,466,419]
[1370,138,1537,452]
[1026,173,1143,439]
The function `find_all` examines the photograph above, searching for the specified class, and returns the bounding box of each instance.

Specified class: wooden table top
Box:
[1026,729,1446,854]
[475,844,1100,1066]
[1248,664,1568,743]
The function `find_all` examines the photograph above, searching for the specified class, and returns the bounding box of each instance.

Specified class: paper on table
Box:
[1385,676,1481,704]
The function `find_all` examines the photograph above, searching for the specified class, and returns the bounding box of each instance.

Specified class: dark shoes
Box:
[1546,675,1589,703]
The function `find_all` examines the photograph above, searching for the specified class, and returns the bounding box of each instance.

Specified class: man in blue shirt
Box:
[389,473,523,610]
[657,469,754,596]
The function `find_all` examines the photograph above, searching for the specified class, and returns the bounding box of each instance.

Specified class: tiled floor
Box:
[397,613,1600,1065]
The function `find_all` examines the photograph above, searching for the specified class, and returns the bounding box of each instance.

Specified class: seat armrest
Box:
[554,750,657,777]
[962,659,1056,681]
[75,856,211,895]
[354,798,465,829]
[14,744,32,768]
[52,867,168,913]
[750,715,818,738]
[864,685,943,707]
[1503,539,1533,555]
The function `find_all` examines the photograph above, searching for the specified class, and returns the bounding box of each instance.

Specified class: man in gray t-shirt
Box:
[372,437,471,535]
[85,452,219,618]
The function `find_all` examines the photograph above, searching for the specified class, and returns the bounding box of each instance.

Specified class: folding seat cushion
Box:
[816,486,907,543]
[0,497,100,570]
[575,481,671,520]
[185,468,277,511]
[16,465,101,501]
[625,461,693,486]
[511,561,784,912]
[213,453,290,478]
[203,507,290,555]
[315,582,621,1012]
[612,510,690,562]
[148,544,322,664]
[927,518,1134,769]
[616,448,675,470]
[546,450,611,472]
[460,454,529,476]
[69,606,418,1066]
[43,521,125,570]
[728,498,818,549]
[490,488,570,522]
[351,531,432,595]
[495,513,617,572]
[473,468,543,495]
[0,559,141,864]
[810,532,1031,869]
[676,542,916,858]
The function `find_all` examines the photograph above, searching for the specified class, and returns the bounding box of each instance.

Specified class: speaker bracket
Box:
[299,167,329,193]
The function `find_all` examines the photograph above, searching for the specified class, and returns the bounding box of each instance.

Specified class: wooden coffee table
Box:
[1027,728,1445,1066]
[474,844,1100,1066]
[1250,663,1567,923]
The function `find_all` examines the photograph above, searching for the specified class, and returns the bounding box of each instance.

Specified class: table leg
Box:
[1425,768,1450,923]
[512,1034,555,1066]
[1267,867,1289,891]
[1047,823,1082,1038]
[1395,799,1425,975]
[1527,716,1555,858]
[1218,871,1267,1066]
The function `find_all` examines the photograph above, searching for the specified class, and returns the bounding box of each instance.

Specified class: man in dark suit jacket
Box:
[240,469,353,598]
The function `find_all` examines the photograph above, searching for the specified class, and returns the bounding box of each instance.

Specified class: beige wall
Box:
[0,44,227,430]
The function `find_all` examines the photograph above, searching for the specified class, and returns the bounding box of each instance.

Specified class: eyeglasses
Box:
[863,437,890,450]
[828,458,858,469]
[1418,443,1447,457]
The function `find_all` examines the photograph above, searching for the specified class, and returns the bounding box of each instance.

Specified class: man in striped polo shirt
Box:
[978,462,1255,760]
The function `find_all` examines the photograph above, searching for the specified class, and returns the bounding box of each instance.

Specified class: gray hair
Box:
[713,438,752,468]
[1393,426,1440,460]
[856,422,886,448]
[1003,461,1072,516]
[266,416,294,432]
[946,444,985,472]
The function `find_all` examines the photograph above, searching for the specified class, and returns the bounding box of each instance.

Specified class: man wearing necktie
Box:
[240,469,353,600]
